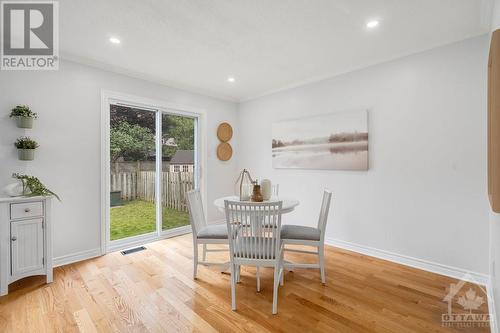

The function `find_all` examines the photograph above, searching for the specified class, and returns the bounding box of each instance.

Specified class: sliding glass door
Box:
[107,102,198,250]
[109,105,157,241]
[161,113,195,231]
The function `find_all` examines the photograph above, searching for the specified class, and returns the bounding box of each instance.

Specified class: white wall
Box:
[0,60,238,260]
[238,35,490,275]
[493,0,500,31]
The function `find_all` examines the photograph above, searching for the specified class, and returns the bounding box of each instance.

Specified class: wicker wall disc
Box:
[217,122,233,142]
[217,142,233,161]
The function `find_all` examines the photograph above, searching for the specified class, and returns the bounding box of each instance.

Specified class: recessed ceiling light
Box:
[109,37,121,44]
[227,76,235,83]
[366,20,379,29]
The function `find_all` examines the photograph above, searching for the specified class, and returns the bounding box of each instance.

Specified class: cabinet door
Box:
[11,218,44,276]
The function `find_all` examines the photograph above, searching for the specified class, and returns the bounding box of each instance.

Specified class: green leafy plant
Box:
[14,137,39,149]
[9,105,38,118]
[12,173,60,201]
[110,122,155,162]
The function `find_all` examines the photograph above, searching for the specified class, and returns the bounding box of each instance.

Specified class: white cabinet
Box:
[0,196,52,296]
[11,218,44,276]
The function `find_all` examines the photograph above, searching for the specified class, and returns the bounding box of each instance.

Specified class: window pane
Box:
[161,113,194,231]
[109,105,157,240]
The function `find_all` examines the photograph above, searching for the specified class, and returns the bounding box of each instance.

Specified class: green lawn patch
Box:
[110,200,190,240]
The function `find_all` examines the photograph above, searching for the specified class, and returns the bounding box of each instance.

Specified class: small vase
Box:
[251,184,263,202]
[18,149,35,161]
[16,116,34,129]
[260,179,272,200]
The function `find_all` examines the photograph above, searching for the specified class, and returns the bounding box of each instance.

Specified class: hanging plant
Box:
[12,173,60,201]
[14,137,39,149]
[10,105,38,128]
[14,137,39,160]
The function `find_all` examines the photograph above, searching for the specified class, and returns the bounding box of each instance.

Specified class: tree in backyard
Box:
[110,105,156,130]
[162,115,195,159]
[110,105,195,160]
[167,116,194,150]
[110,105,189,138]
[110,122,155,162]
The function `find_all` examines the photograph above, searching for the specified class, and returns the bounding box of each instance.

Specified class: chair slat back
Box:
[225,201,282,261]
[317,190,332,237]
[272,184,280,197]
[186,189,206,236]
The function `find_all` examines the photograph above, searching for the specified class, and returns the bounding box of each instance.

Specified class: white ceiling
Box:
[60,0,492,102]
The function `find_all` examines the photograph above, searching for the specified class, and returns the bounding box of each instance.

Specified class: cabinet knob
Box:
[11,236,17,241]
[24,208,30,213]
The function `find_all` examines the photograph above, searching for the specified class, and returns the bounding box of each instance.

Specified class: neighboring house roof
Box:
[170,150,194,165]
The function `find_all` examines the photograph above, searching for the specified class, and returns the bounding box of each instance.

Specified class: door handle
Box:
[11,236,17,241]
[24,208,30,213]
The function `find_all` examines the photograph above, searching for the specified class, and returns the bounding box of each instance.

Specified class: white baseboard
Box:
[325,237,489,285]
[53,248,102,267]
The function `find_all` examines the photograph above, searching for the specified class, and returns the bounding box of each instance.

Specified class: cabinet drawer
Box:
[10,202,44,220]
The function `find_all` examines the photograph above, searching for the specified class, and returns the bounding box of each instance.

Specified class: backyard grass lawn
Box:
[110,200,190,240]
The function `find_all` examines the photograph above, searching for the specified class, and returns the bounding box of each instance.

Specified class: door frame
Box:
[100,90,207,254]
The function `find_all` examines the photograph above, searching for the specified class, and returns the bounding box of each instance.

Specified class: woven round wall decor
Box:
[217,142,233,161]
[217,122,233,142]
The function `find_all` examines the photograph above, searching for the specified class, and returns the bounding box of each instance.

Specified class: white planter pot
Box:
[18,149,35,161]
[15,116,34,129]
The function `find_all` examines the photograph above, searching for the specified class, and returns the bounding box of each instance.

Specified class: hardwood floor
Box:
[0,234,491,332]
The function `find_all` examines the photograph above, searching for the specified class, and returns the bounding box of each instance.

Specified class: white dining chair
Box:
[187,189,228,279]
[225,200,284,314]
[281,189,332,284]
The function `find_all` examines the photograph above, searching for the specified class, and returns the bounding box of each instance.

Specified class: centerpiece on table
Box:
[235,169,273,202]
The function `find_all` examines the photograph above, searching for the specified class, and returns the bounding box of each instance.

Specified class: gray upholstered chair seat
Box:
[281,225,321,241]
[197,224,228,239]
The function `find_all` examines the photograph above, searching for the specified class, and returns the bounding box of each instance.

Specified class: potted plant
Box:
[14,137,39,161]
[9,105,38,128]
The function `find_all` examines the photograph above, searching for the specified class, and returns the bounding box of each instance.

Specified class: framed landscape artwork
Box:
[272,110,368,171]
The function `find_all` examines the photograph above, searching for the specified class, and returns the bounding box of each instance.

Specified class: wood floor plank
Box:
[0,234,491,333]
[74,309,98,333]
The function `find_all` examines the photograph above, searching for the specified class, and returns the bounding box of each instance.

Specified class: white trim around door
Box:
[100,90,208,254]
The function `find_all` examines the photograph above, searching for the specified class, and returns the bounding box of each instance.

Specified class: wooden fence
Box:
[111,171,194,211]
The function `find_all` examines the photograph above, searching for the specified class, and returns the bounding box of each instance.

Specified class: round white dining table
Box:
[214,196,300,214]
